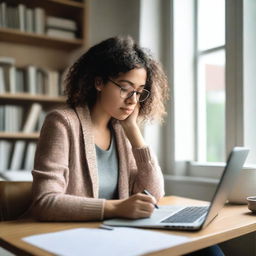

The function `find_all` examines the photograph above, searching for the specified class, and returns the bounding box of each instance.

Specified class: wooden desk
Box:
[0,196,255,256]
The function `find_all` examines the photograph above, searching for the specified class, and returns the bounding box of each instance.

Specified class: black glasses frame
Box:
[108,79,150,102]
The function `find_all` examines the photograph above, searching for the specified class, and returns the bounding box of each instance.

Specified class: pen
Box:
[143,189,159,209]
[99,224,114,230]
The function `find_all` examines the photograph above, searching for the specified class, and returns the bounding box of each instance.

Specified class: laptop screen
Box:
[202,147,249,228]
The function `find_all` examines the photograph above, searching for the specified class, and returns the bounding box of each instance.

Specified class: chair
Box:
[0,181,32,221]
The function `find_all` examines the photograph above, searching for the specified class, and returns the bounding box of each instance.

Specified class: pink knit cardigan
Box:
[31,105,164,221]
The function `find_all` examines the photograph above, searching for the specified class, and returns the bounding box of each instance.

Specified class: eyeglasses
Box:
[108,79,150,102]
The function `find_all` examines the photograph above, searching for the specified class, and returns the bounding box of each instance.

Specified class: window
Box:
[169,0,256,178]
[196,0,226,162]
[171,0,226,170]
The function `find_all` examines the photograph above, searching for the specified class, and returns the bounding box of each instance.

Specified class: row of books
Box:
[0,140,37,171]
[0,104,45,133]
[46,16,77,40]
[0,103,45,171]
[0,57,64,96]
[0,2,78,39]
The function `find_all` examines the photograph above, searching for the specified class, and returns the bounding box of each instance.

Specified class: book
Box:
[9,66,16,93]
[18,3,26,32]
[24,142,37,170]
[0,105,4,131]
[36,110,47,131]
[10,103,42,170]
[36,68,48,95]
[46,16,77,31]
[25,8,34,33]
[3,105,23,132]
[9,141,26,170]
[59,68,68,96]
[0,140,13,171]
[46,28,76,39]
[6,6,12,29]
[4,105,11,132]
[7,6,19,30]
[0,66,5,93]
[15,68,26,93]
[34,7,45,34]
[26,65,37,94]
[0,170,32,181]
[47,70,59,96]
[22,103,42,133]
[0,2,7,28]
[13,105,24,132]
[0,57,15,65]
[0,57,16,93]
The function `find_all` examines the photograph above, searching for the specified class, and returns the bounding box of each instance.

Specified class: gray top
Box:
[95,135,119,199]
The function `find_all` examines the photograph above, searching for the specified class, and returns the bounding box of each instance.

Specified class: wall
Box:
[164,175,218,201]
[88,0,140,46]
[139,0,166,168]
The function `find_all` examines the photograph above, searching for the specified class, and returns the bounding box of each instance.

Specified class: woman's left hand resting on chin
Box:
[104,193,157,219]
[119,104,146,149]
[120,103,140,129]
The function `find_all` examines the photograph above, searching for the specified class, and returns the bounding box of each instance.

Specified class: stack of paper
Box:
[22,227,188,256]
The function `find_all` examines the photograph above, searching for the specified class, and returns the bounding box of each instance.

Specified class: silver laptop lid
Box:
[202,147,249,228]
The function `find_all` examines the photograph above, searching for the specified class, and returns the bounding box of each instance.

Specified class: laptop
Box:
[104,147,249,231]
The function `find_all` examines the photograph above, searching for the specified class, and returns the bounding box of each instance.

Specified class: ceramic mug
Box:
[247,196,256,213]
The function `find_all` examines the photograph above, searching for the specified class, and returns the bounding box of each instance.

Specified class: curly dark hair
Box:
[64,35,169,122]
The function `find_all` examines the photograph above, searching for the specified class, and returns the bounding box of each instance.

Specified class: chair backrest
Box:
[0,181,32,221]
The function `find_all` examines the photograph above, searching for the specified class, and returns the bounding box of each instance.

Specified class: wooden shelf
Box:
[49,0,84,8]
[0,93,66,104]
[0,28,83,50]
[0,132,39,140]
[7,0,84,10]
[6,0,84,21]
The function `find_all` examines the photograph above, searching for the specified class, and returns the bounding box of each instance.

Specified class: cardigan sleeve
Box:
[128,144,165,202]
[31,110,105,221]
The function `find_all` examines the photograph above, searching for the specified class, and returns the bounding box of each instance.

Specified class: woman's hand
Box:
[120,103,140,129]
[119,104,146,148]
[104,193,157,219]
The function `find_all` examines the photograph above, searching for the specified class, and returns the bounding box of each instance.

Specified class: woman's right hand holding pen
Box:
[104,193,157,219]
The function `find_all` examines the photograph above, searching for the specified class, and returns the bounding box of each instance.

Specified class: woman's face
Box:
[96,68,147,120]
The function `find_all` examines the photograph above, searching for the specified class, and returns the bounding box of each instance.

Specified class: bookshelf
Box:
[0,0,87,174]
[0,93,66,103]
[0,132,39,140]
[0,27,84,50]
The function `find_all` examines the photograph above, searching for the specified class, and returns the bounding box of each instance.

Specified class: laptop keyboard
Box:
[161,206,208,223]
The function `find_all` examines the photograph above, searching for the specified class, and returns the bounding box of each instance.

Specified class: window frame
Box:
[195,0,226,162]
[164,0,256,178]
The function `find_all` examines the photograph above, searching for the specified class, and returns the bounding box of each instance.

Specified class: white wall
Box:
[164,175,218,201]
[139,0,165,168]
[88,0,140,46]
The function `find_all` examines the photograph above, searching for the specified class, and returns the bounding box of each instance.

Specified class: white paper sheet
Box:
[22,227,189,256]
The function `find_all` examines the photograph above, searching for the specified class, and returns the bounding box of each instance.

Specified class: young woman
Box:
[31,35,224,256]
[31,35,169,221]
